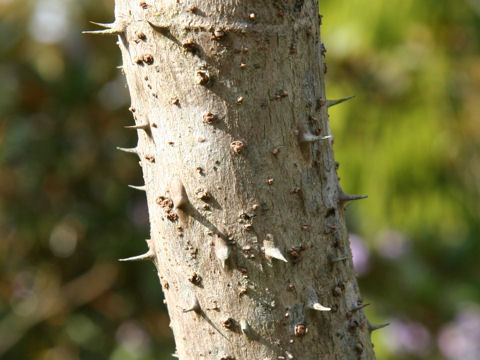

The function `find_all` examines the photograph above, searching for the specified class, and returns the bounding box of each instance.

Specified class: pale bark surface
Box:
[110,0,375,359]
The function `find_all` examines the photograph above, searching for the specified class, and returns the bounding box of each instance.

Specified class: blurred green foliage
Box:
[323,0,480,359]
[0,0,173,359]
[0,0,478,359]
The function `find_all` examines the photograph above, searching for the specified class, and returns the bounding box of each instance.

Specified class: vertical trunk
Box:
[102,1,376,359]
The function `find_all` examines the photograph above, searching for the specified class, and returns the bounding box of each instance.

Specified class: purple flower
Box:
[438,305,480,360]
[382,318,431,355]
[349,233,370,276]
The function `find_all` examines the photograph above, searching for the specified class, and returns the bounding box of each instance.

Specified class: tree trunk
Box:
[97,0,376,358]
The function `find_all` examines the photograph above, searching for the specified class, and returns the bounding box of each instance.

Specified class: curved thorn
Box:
[116,146,138,154]
[147,20,170,35]
[311,303,331,311]
[147,20,169,30]
[183,297,200,313]
[118,250,154,262]
[327,95,355,108]
[124,123,149,130]
[128,184,146,191]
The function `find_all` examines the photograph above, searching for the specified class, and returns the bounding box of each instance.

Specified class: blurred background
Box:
[0,0,479,359]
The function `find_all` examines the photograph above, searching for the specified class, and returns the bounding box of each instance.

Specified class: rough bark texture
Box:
[107,1,376,359]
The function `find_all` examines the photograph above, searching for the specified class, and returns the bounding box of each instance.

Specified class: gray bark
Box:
[100,1,376,359]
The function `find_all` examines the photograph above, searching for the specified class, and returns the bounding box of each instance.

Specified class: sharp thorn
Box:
[124,123,149,130]
[305,285,331,311]
[263,236,288,262]
[118,249,154,262]
[338,192,368,203]
[82,29,123,36]
[330,255,348,263]
[337,186,367,204]
[89,21,115,28]
[128,184,146,191]
[240,319,253,340]
[368,321,390,333]
[327,95,355,108]
[116,146,138,154]
[83,21,126,36]
[296,126,331,143]
[147,20,170,32]
[215,236,231,269]
[183,297,200,313]
[351,303,370,312]
[311,303,331,311]
[171,179,188,209]
[299,133,332,143]
[182,306,197,313]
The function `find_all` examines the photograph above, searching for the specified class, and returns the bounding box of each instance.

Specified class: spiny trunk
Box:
[91,1,377,359]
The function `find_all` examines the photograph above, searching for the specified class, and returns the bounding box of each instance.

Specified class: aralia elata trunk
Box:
[85,1,382,359]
